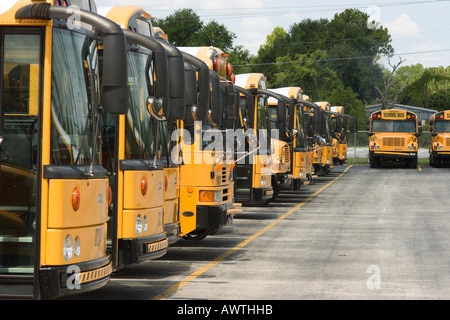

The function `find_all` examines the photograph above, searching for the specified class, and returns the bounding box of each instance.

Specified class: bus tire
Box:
[369,155,376,168]
[409,156,418,169]
[183,229,209,241]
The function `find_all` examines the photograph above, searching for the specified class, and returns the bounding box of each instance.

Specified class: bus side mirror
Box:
[225,84,236,106]
[431,132,438,137]
[209,70,222,127]
[367,132,374,137]
[414,132,421,138]
[183,63,199,123]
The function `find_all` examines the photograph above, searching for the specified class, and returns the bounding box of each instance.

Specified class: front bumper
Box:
[371,150,417,159]
[119,233,168,265]
[196,202,234,230]
[431,151,450,159]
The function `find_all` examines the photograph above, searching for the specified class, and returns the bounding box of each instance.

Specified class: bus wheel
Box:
[183,229,209,241]
[409,157,418,169]
[431,155,439,168]
[292,179,301,190]
[369,155,376,168]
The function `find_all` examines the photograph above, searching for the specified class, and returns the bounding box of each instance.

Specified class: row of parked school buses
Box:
[0,1,361,299]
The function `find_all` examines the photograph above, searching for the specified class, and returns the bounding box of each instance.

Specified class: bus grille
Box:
[284,145,290,163]
[383,137,405,147]
[221,167,229,184]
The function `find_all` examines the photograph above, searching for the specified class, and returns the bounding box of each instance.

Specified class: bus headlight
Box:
[136,214,142,235]
[261,177,265,186]
[143,215,148,233]
[74,236,81,258]
[63,234,73,261]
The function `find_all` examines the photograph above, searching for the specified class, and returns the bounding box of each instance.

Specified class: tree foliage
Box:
[399,66,450,110]
[152,9,235,50]
[255,9,393,104]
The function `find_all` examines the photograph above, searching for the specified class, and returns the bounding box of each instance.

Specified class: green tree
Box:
[254,9,393,102]
[197,20,236,51]
[271,50,342,100]
[227,45,254,74]
[152,9,203,46]
[400,66,450,109]
[328,85,366,130]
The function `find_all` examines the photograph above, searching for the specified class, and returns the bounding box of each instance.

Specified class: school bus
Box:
[0,0,129,299]
[264,90,289,202]
[234,73,273,206]
[429,110,450,167]
[175,46,239,240]
[269,87,308,189]
[302,101,328,175]
[102,6,190,269]
[314,102,334,174]
[330,106,358,165]
[368,109,420,168]
[300,94,315,183]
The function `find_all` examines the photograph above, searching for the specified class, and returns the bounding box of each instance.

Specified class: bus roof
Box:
[331,106,344,113]
[103,6,154,36]
[269,87,303,100]
[235,73,266,90]
[315,101,330,111]
[431,110,450,120]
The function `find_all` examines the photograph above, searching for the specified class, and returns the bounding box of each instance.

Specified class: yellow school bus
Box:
[234,73,273,206]
[0,0,129,299]
[302,101,329,175]
[151,27,192,244]
[102,6,191,269]
[330,106,358,165]
[368,109,420,168]
[175,46,239,240]
[300,94,314,183]
[315,102,334,174]
[265,90,290,201]
[429,110,450,167]
[270,87,308,189]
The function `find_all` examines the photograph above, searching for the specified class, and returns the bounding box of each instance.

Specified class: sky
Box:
[94,0,450,69]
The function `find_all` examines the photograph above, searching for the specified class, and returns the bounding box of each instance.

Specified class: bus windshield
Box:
[372,119,416,133]
[51,28,99,165]
[434,120,450,133]
[124,51,156,160]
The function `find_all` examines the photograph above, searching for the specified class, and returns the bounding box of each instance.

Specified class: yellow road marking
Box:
[152,165,353,300]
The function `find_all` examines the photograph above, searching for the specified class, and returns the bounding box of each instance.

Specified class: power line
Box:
[148,0,450,13]
[148,0,450,21]
[262,27,450,48]
[233,48,450,67]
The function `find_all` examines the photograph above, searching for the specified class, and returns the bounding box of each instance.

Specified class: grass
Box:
[346,157,430,166]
